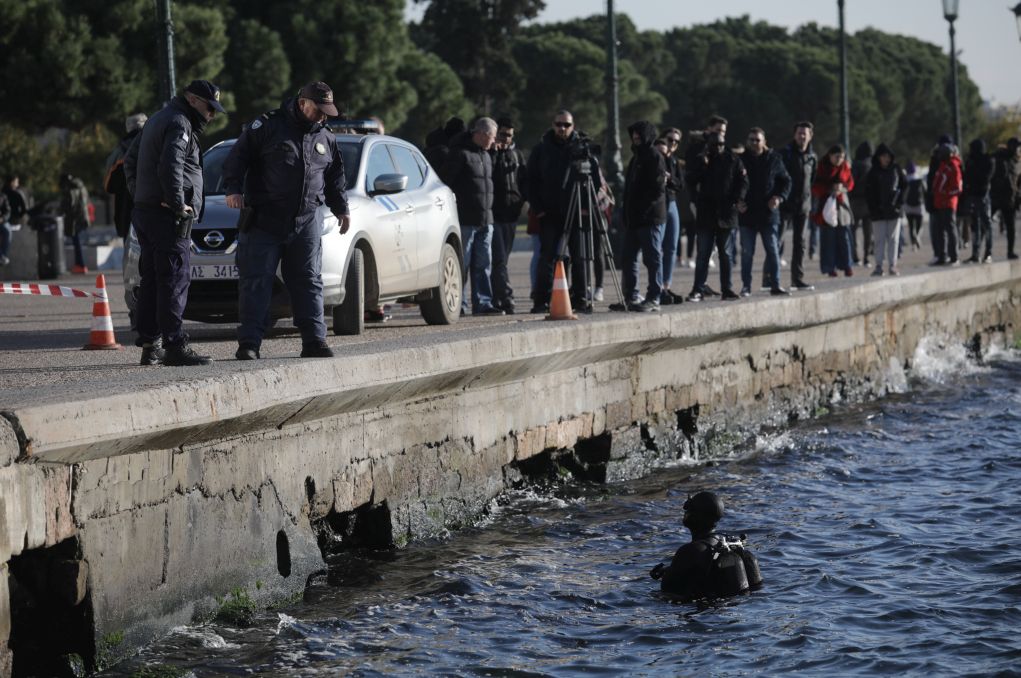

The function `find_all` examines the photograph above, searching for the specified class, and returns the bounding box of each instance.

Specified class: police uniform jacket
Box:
[124,96,204,216]
[222,99,349,236]
[439,131,493,227]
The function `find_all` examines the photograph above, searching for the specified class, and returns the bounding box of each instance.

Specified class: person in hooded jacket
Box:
[685,132,748,302]
[222,81,350,360]
[865,144,906,276]
[849,141,873,267]
[961,138,995,263]
[125,79,225,367]
[812,144,855,277]
[60,171,91,274]
[903,161,926,250]
[930,145,964,265]
[620,121,667,312]
[440,117,502,316]
[104,113,147,240]
[424,117,465,172]
[990,138,1021,259]
[738,127,791,297]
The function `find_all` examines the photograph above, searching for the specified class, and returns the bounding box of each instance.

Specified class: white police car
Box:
[123,133,463,334]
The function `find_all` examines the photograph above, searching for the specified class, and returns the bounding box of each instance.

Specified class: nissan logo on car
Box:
[203,230,226,248]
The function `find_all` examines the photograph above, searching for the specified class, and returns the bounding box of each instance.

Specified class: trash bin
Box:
[33,214,65,280]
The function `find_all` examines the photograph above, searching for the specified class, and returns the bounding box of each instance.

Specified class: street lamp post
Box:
[604,0,625,197]
[1011,2,1021,41]
[155,0,177,102]
[943,0,961,145]
[838,0,850,153]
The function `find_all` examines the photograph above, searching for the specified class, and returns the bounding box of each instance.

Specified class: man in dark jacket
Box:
[738,128,791,297]
[962,138,995,263]
[1,175,28,267]
[489,117,527,314]
[779,122,818,290]
[849,141,873,267]
[527,109,594,313]
[424,117,465,171]
[991,137,1021,259]
[125,79,224,366]
[865,143,906,275]
[441,116,502,316]
[223,81,350,360]
[104,113,147,239]
[620,121,667,312]
[685,132,748,301]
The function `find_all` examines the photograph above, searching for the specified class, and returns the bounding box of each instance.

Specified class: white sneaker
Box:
[687,259,695,269]
[593,287,604,301]
[780,258,788,268]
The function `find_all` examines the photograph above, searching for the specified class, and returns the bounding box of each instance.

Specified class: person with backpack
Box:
[903,161,926,250]
[650,491,762,601]
[60,171,92,274]
[865,144,907,276]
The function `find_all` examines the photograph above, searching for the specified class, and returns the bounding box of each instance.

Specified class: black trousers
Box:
[533,213,586,305]
[784,212,810,285]
[133,205,191,346]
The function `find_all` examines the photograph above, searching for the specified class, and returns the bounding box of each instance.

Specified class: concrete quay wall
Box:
[1,264,1020,673]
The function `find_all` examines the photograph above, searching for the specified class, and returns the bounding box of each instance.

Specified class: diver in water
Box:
[650,491,762,600]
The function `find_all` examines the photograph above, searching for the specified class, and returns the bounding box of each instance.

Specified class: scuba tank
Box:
[708,535,762,596]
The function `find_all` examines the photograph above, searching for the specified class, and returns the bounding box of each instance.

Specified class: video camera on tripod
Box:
[557,134,623,311]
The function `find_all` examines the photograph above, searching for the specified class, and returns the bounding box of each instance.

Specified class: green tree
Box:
[412,0,545,115]
[220,19,292,130]
[394,50,473,147]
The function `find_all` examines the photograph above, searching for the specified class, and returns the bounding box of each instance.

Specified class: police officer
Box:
[124,79,224,366]
[222,82,350,360]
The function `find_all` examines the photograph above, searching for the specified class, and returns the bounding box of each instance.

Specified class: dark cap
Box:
[298,81,339,117]
[184,79,225,113]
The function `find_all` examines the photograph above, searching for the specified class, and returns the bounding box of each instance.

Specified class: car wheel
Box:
[333,248,364,335]
[420,242,462,325]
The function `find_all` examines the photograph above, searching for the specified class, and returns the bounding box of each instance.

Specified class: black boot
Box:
[300,341,334,358]
[163,343,213,366]
[139,337,165,366]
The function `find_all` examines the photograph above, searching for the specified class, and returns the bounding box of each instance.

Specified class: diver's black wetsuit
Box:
[659,530,717,599]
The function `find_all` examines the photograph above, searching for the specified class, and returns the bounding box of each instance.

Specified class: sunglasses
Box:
[554,122,573,129]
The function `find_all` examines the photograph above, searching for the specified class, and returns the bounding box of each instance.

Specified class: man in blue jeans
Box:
[738,128,791,297]
[441,117,503,315]
[621,121,667,312]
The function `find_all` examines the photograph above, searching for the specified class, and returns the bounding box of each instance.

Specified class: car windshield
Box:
[202,139,363,195]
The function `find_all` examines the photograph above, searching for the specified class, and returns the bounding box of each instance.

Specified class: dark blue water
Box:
[111,342,1021,677]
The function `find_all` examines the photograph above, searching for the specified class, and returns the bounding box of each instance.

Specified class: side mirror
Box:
[370,173,408,196]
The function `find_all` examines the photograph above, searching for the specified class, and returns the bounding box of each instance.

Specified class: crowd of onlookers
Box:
[426,110,1021,314]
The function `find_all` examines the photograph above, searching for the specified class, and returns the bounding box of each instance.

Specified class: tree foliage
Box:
[0,3,998,198]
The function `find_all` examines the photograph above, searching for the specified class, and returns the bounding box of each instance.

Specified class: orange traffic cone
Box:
[545,260,578,321]
[83,274,122,350]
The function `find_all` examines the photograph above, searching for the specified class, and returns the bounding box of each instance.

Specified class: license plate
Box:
[190,264,239,280]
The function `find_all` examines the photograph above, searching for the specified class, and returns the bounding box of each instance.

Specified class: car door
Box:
[386,143,437,288]
[363,142,417,293]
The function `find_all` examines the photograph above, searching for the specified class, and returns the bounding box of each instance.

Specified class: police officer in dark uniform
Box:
[222,82,350,360]
[124,79,224,366]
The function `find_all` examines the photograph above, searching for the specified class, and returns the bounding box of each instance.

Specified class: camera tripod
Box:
[558,160,623,312]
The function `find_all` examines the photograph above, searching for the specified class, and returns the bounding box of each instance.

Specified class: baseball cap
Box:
[184,79,225,113]
[298,81,339,117]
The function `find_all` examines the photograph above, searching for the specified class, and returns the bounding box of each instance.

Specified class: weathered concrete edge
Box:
[8,262,1020,464]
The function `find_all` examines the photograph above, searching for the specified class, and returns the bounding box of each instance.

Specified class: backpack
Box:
[704,536,763,597]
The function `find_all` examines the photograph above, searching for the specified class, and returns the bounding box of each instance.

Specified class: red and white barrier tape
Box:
[0,282,95,299]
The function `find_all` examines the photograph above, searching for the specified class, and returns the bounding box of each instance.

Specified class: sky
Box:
[406,0,1021,106]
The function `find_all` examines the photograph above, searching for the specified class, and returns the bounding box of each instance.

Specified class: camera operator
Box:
[621,121,667,312]
[526,109,598,313]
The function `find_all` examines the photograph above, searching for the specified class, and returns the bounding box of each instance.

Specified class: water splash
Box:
[910,335,985,384]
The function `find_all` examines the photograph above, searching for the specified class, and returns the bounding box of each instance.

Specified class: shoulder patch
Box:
[250,119,263,130]
[315,142,326,155]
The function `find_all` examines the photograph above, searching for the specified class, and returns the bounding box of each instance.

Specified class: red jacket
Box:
[932,157,963,210]
[811,160,854,225]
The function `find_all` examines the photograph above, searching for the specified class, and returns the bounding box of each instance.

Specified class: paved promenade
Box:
[0,227,1004,410]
